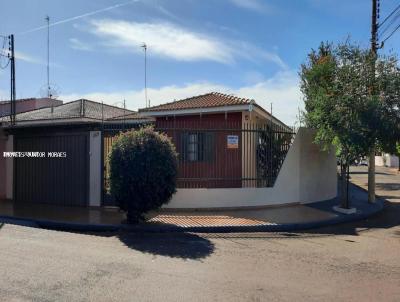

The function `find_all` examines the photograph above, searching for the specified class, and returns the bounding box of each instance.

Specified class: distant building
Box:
[0,97,62,117]
[375,153,399,169]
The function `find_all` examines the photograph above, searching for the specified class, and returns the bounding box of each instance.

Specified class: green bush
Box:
[108,127,178,223]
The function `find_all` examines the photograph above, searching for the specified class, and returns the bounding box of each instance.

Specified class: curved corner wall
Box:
[163,128,337,209]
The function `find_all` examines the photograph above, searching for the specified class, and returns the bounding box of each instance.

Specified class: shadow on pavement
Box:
[203,199,400,240]
[350,171,391,176]
[300,199,400,236]
[117,231,215,260]
[376,183,400,191]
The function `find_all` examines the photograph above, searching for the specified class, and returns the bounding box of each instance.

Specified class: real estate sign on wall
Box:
[227,135,239,149]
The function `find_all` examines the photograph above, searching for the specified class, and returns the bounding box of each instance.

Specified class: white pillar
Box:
[89,131,101,207]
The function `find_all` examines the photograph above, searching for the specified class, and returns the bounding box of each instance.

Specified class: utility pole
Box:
[9,34,15,125]
[368,0,379,203]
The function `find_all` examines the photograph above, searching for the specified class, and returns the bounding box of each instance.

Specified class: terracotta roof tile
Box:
[140,92,254,112]
[108,112,154,121]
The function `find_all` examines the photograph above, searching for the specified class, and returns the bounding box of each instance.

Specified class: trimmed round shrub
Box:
[108,127,178,223]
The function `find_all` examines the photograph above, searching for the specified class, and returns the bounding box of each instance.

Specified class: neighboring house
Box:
[0,97,62,199]
[0,99,151,206]
[0,97,62,117]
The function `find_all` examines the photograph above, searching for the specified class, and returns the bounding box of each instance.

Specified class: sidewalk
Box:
[0,182,384,232]
[349,165,400,202]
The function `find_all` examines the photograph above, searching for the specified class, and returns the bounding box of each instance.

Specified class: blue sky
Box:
[0,0,399,124]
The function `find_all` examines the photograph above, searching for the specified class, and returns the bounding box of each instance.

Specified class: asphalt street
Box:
[0,166,399,302]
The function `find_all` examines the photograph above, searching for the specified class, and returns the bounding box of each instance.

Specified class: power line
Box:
[381,23,400,44]
[18,0,138,35]
[378,10,400,37]
[0,36,10,69]
[378,3,400,28]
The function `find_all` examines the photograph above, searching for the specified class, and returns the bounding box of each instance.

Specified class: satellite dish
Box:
[39,83,60,99]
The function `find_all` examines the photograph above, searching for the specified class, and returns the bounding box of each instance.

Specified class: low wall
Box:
[163,127,337,209]
[376,154,399,168]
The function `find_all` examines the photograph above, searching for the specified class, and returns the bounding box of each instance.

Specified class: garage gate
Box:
[14,133,89,206]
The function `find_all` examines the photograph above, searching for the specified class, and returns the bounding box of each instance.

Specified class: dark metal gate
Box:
[14,133,89,206]
[102,122,295,192]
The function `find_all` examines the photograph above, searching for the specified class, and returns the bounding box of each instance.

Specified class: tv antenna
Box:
[141,43,148,107]
[45,15,50,98]
[41,15,60,99]
[39,83,60,99]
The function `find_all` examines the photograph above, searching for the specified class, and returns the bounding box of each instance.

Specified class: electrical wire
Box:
[378,3,400,28]
[381,22,400,44]
[378,10,400,37]
[0,36,10,69]
[18,0,138,35]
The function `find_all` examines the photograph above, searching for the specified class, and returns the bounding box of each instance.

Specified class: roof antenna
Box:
[270,102,273,125]
[141,43,148,108]
[39,15,61,101]
[45,15,50,98]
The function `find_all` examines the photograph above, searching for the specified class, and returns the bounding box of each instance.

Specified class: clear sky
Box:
[0,0,399,124]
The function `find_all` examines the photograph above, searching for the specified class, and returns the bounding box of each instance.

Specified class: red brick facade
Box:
[156,112,242,188]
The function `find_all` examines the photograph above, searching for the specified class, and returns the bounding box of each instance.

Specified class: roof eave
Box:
[139,104,252,117]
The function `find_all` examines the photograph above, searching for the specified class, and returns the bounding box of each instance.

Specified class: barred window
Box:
[181,132,215,162]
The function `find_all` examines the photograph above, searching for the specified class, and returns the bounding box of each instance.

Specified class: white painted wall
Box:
[375,156,385,166]
[89,131,102,206]
[298,130,338,203]
[5,135,13,200]
[386,155,399,168]
[376,154,399,168]
[163,128,337,209]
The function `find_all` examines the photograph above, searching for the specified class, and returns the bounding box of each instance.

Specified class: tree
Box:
[300,41,400,208]
[396,144,400,172]
[108,127,178,223]
[369,55,400,199]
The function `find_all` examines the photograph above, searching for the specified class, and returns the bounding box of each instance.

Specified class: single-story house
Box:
[0,99,151,206]
[1,93,337,210]
[137,92,337,208]
[138,92,292,189]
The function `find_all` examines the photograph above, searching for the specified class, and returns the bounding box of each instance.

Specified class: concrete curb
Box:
[0,197,384,233]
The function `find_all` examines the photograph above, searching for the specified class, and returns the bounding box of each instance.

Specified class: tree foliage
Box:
[109,127,178,223]
[300,41,400,207]
[300,41,400,165]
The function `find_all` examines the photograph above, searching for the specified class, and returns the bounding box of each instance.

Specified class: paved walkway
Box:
[350,165,400,202]
[0,199,337,228]
[0,180,383,231]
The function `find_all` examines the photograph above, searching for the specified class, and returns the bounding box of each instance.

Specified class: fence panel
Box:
[102,122,295,196]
